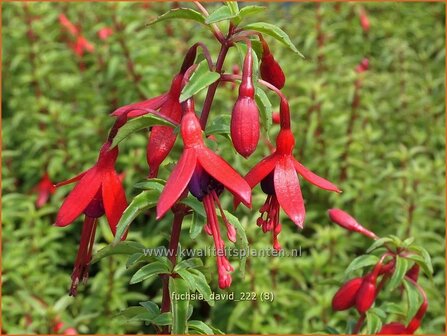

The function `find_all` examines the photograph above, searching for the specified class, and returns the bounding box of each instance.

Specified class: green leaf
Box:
[169,277,190,334]
[148,8,206,26]
[238,5,265,19]
[226,1,239,16]
[365,311,383,334]
[111,114,174,148]
[205,6,237,24]
[175,257,203,271]
[408,245,433,274]
[189,269,215,306]
[92,241,145,264]
[126,252,144,268]
[130,261,170,284]
[405,254,432,279]
[181,196,206,217]
[222,210,249,277]
[190,211,206,239]
[180,60,220,102]
[255,87,272,134]
[324,326,340,334]
[344,255,379,276]
[113,190,159,243]
[134,178,166,192]
[403,278,421,323]
[139,301,160,318]
[151,312,172,326]
[366,237,393,253]
[205,114,231,136]
[387,256,409,291]
[188,320,215,335]
[242,22,304,57]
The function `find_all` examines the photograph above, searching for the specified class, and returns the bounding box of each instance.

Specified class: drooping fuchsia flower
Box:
[35,172,56,208]
[112,45,198,177]
[359,8,370,33]
[355,58,369,73]
[156,99,251,288]
[328,208,377,239]
[239,98,340,250]
[59,14,78,36]
[97,27,113,41]
[230,41,260,158]
[72,36,95,57]
[55,120,127,295]
[377,322,407,335]
[260,37,285,89]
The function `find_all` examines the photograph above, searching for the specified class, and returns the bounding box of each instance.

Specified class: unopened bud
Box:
[328,208,377,239]
[332,277,363,311]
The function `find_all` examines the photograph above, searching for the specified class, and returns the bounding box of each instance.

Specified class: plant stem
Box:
[160,209,186,334]
[199,42,230,129]
[353,313,366,334]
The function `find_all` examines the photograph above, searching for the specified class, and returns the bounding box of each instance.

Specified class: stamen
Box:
[70,216,97,296]
[212,191,237,243]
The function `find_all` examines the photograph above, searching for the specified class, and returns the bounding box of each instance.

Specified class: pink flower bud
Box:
[355,274,376,313]
[97,27,113,40]
[64,327,78,335]
[359,9,370,33]
[328,208,377,239]
[355,58,369,73]
[231,96,260,158]
[377,322,407,335]
[332,277,363,311]
[231,44,260,158]
[260,39,285,89]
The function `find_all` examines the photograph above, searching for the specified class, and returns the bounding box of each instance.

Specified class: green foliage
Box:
[2,1,445,334]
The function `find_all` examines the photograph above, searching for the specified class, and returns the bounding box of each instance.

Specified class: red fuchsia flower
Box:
[230,42,260,158]
[240,98,340,250]
[332,277,363,311]
[260,37,286,89]
[156,99,251,288]
[55,137,127,295]
[355,58,369,73]
[112,45,198,177]
[377,322,407,335]
[59,14,78,36]
[359,8,370,33]
[355,261,382,313]
[327,208,378,239]
[97,27,113,41]
[35,172,56,208]
[72,35,95,57]
[406,264,420,282]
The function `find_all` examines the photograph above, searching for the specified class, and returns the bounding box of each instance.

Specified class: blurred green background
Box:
[2,1,445,334]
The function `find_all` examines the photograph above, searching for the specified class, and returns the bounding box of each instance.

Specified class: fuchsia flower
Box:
[260,38,285,89]
[156,99,251,288]
[331,277,363,311]
[355,58,369,73]
[240,98,340,250]
[359,8,370,33]
[35,172,56,208]
[111,42,200,177]
[230,42,260,158]
[55,138,127,295]
[377,323,407,335]
[97,27,113,40]
[59,14,78,36]
[328,208,377,239]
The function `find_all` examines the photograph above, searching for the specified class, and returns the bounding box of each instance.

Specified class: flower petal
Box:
[55,168,102,227]
[274,157,305,228]
[245,153,277,188]
[55,170,88,188]
[197,148,251,207]
[102,170,128,236]
[293,159,341,193]
[156,149,197,219]
[111,94,168,117]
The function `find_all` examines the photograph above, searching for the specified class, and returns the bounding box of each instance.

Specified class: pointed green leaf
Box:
[114,190,159,243]
[226,2,239,16]
[169,277,190,334]
[238,5,265,19]
[242,22,304,57]
[205,114,231,136]
[365,311,383,334]
[175,257,204,271]
[133,178,166,192]
[139,301,160,318]
[403,278,421,323]
[344,255,379,276]
[188,320,215,335]
[180,60,220,102]
[130,261,170,284]
[92,241,145,264]
[111,114,174,148]
[148,8,206,26]
[255,87,272,134]
[388,256,409,291]
[205,6,237,24]
[222,210,249,277]
[366,237,393,253]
